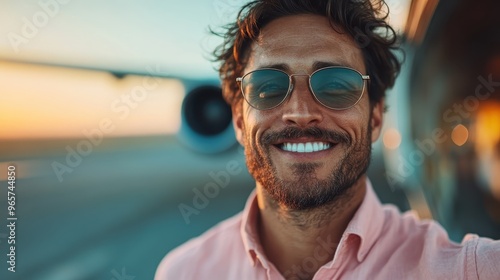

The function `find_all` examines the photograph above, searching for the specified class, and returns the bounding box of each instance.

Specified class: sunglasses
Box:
[236,66,370,110]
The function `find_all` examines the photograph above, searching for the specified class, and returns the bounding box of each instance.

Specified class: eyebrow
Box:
[257,61,348,73]
[312,61,345,70]
[258,63,290,72]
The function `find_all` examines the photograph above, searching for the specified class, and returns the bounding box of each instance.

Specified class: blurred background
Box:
[0,0,499,279]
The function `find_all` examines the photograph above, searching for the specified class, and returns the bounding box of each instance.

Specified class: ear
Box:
[233,108,245,146]
[370,100,384,143]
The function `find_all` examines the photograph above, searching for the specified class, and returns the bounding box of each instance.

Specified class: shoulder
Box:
[154,213,245,280]
[467,234,500,278]
[376,205,500,279]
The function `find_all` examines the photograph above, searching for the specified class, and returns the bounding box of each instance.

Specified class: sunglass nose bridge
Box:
[288,73,312,94]
[289,73,311,79]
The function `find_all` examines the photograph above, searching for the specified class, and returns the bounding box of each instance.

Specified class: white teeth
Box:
[297,143,305,152]
[305,143,313,153]
[281,142,331,153]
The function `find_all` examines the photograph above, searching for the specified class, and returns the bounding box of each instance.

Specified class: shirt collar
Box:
[343,179,386,262]
[239,179,386,265]
[240,189,261,266]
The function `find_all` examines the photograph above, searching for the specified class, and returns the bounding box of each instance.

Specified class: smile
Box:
[280,142,331,153]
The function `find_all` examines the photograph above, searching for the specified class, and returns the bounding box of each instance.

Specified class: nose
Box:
[281,75,323,127]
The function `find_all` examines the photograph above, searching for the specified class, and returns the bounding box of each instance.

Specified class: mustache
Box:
[261,126,352,145]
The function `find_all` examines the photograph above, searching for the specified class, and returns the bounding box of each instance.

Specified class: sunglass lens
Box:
[310,68,364,109]
[241,69,289,110]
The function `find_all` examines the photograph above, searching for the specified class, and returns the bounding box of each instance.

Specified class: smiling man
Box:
[155,1,500,279]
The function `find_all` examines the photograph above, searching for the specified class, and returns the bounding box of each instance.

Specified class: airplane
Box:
[0,0,499,279]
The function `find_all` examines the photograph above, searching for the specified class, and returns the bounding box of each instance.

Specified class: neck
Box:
[256,176,367,280]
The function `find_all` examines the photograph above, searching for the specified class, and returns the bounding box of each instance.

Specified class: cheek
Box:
[240,110,263,148]
[243,106,277,140]
[238,102,253,133]
[335,100,371,141]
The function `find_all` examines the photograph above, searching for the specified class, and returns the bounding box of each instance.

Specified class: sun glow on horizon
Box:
[0,61,184,140]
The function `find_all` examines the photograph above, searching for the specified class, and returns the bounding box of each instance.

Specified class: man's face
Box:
[233,14,384,210]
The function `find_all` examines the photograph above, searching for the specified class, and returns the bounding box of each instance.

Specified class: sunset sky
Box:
[0,0,411,140]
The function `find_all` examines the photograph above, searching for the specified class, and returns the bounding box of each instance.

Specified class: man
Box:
[156,0,500,279]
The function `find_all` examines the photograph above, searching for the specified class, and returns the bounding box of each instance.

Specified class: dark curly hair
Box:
[212,0,402,113]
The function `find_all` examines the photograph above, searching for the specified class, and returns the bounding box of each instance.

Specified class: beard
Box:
[243,124,372,210]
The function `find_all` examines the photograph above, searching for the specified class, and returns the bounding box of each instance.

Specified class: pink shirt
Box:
[155,180,500,279]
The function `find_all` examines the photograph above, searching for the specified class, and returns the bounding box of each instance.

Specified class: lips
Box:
[280,142,331,153]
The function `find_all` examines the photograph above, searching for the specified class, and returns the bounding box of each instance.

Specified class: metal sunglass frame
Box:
[236,66,370,110]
